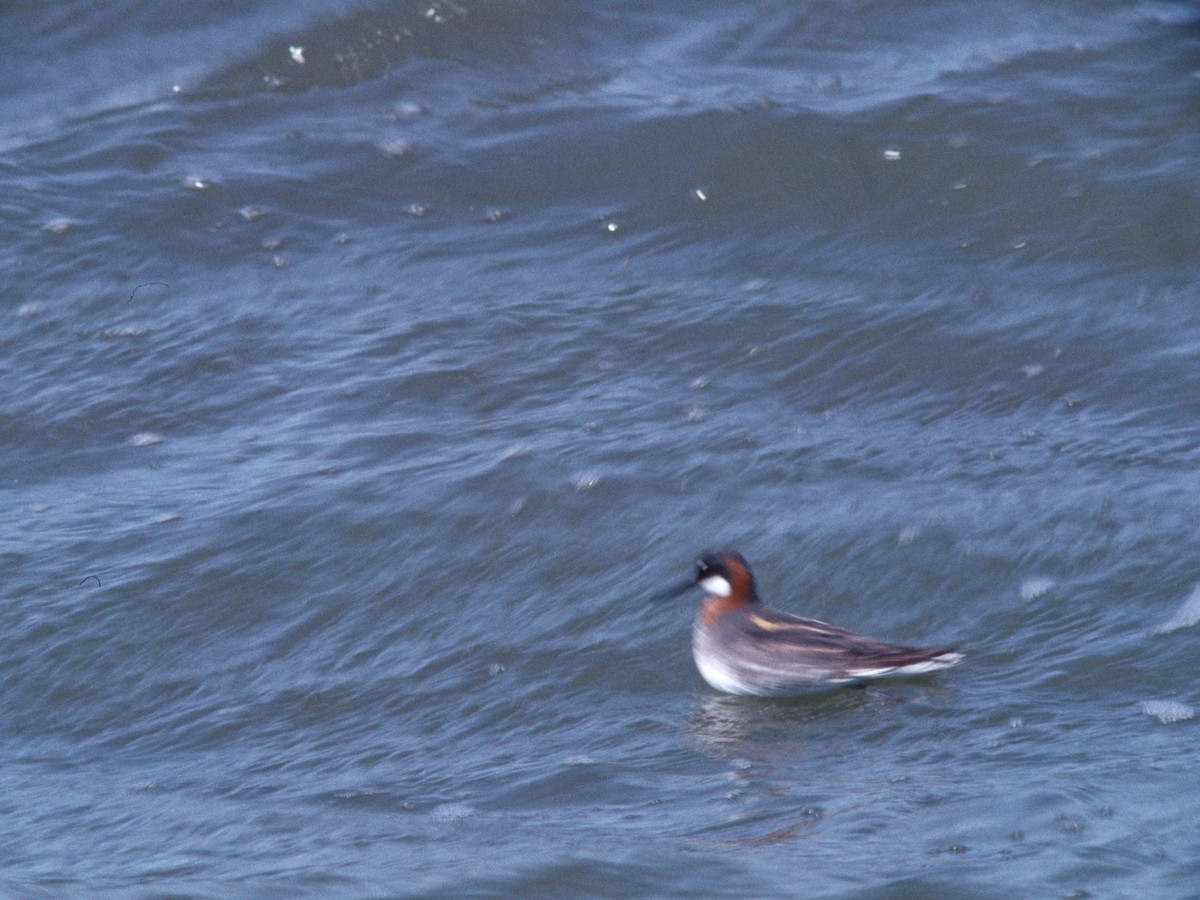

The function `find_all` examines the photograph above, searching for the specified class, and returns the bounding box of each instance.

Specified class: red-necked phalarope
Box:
[655,550,963,696]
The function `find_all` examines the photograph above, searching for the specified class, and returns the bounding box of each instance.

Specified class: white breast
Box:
[693,647,755,694]
[692,621,757,695]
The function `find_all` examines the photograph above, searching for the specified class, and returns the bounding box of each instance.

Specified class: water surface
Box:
[3,0,1200,895]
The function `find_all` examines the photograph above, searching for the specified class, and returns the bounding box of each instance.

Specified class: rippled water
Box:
[4,0,1200,895]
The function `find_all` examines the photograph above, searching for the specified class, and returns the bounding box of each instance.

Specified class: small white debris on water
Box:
[883,149,902,161]
[43,218,76,235]
[289,45,305,64]
[1154,581,1200,635]
[1139,700,1195,724]
[1020,577,1055,601]
[17,302,44,318]
[130,433,163,447]
[694,188,708,201]
[1022,363,1045,378]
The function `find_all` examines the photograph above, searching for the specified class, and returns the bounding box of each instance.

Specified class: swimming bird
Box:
[655,550,963,696]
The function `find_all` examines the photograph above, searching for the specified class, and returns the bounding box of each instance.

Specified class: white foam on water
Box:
[1153,582,1200,635]
[1139,700,1195,724]
[430,802,475,821]
[1019,577,1055,601]
[570,471,601,491]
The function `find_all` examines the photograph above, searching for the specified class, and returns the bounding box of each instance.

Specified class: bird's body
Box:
[659,550,963,696]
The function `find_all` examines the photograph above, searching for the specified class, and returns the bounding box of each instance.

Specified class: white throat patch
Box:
[698,574,732,597]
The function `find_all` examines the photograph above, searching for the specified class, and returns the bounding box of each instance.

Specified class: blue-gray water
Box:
[4,1,1200,895]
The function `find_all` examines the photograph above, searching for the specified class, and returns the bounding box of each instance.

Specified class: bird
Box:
[654,550,963,696]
